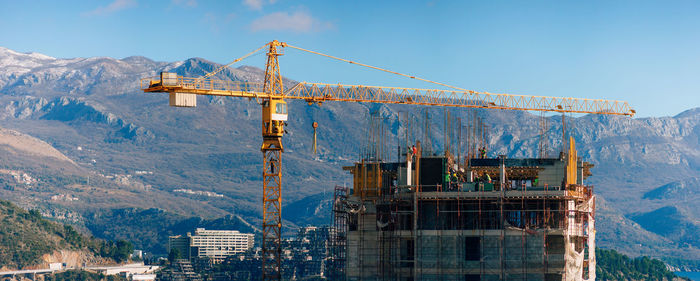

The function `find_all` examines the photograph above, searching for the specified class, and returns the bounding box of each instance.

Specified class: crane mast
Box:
[140,40,635,281]
[261,40,285,281]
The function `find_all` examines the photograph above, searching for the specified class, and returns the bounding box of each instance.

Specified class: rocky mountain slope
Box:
[0,47,697,264]
[0,199,123,270]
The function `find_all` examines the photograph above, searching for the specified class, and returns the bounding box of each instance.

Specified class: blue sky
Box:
[1,0,699,117]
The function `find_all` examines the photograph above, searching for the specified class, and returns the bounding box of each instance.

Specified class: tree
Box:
[596,248,685,281]
[113,240,133,262]
[169,248,182,263]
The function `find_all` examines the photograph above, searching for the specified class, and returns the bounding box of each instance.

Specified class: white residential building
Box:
[189,228,254,261]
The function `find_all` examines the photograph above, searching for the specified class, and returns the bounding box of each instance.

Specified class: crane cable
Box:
[312,121,319,156]
[195,43,270,83]
[197,41,468,93]
[284,43,469,92]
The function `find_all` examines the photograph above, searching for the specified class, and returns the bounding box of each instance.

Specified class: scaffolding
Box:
[339,112,596,281]
[330,185,349,281]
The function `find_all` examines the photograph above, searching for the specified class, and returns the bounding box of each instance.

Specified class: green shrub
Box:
[596,248,682,281]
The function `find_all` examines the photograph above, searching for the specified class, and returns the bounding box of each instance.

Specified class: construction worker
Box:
[485,173,491,183]
[479,147,487,159]
[452,172,459,191]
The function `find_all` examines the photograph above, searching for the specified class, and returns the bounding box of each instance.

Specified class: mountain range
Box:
[0,46,697,267]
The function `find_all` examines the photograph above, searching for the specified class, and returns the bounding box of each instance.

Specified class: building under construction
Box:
[331,114,596,281]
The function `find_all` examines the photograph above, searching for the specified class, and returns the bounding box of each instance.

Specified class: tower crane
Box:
[141,40,635,281]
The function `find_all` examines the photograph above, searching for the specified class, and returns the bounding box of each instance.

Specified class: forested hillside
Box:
[0,199,132,269]
[84,208,257,254]
[597,248,687,281]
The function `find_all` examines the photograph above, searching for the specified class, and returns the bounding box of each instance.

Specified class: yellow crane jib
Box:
[141,75,636,117]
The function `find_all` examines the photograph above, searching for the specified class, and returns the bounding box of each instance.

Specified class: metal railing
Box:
[141,76,264,94]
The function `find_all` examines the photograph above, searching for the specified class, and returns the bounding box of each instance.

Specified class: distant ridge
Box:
[644,177,700,200]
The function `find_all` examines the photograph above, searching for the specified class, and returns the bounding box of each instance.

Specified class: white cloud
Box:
[202,12,237,33]
[243,0,277,10]
[225,13,237,22]
[244,0,264,10]
[84,0,137,16]
[250,10,333,33]
[173,0,197,7]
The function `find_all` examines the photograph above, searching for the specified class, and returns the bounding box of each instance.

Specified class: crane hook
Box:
[312,121,319,156]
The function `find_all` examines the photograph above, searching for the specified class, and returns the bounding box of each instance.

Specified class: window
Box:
[399,214,413,230]
[465,237,480,261]
[400,239,414,268]
[464,274,480,281]
[275,103,287,114]
[349,214,358,231]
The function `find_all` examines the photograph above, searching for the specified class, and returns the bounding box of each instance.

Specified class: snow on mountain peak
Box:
[0,46,57,73]
[0,47,55,60]
[26,52,55,60]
